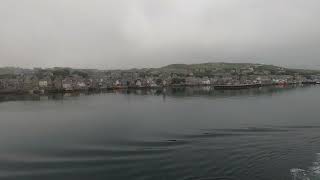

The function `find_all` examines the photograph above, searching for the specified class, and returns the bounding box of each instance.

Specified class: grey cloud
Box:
[0,0,320,69]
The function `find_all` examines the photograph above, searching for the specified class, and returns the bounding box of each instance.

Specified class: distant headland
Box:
[1,62,320,94]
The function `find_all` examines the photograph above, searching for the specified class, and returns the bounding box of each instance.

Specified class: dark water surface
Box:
[1,86,320,180]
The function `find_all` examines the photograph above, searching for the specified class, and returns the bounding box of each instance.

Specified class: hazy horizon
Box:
[1,0,320,69]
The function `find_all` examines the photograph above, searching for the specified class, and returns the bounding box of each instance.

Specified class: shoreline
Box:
[0,82,316,96]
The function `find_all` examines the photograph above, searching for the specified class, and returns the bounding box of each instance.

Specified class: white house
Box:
[39,80,48,88]
[201,77,211,85]
[162,80,168,86]
[62,83,73,91]
[135,79,142,87]
[76,82,87,90]
[114,80,121,86]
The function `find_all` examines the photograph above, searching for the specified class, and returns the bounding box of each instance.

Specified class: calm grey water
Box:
[0,86,320,180]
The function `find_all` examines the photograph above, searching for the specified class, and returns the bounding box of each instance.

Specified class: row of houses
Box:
[0,72,317,94]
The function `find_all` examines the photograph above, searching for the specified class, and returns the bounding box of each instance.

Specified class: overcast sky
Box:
[0,0,320,69]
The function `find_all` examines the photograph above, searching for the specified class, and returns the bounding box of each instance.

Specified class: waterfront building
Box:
[135,79,142,87]
[39,80,48,88]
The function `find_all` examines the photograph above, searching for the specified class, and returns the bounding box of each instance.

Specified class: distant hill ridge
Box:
[160,62,320,75]
[161,62,262,69]
[1,62,320,76]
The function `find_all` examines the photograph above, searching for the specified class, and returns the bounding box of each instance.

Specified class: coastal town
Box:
[0,63,320,94]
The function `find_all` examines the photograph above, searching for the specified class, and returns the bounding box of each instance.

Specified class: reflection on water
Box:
[0,85,313,103]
